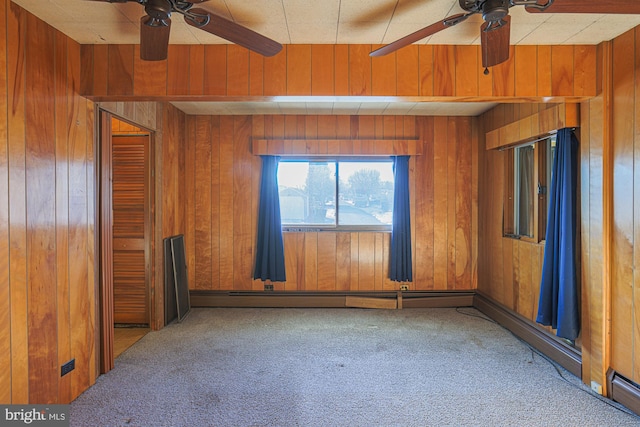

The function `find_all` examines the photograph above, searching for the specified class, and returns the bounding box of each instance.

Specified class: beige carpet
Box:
[71,308,639,426]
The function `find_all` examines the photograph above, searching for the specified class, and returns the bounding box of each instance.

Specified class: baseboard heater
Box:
[190,290,475,309]
[607,369,640,416]
[473,292,581,378]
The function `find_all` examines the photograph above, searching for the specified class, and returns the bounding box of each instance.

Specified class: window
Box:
[278,159,394,231]
[504,135,556,242]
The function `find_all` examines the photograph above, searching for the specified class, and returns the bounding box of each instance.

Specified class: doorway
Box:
[99,112,154,372]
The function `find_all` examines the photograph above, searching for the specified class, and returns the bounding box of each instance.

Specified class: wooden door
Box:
[112,135,150,324]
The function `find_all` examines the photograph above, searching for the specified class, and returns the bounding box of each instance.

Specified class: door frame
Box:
[98,109,156,373]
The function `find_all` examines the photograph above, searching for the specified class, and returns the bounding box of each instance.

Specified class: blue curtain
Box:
[389,156,412,282]
[536,128,579,340]
[253,156,286,282]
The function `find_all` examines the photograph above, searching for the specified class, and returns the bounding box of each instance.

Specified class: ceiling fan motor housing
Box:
[482,0,509,21]
[145,0,173,20]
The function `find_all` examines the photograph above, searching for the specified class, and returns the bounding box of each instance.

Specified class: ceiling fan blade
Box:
[481,16,511,68]
[184,8,282,57]
[140,16,171,61]
[370,12,470,57]
[525,0,640,14]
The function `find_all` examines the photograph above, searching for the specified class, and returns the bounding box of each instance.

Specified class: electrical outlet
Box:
[61,359,75,377]
[400,285,409,291]
[264,283,274,291]
[590,381,602,395]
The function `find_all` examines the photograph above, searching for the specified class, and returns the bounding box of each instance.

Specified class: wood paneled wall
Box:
[184,115,477,292]
[478,28,640,394]
[477,103,556,321]
[1,1,97,403]
[80,44,597,100]
[605,27,640,389]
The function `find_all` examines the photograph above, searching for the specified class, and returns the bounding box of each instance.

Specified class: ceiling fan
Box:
[370,0,640,71]
[88,0,282,61]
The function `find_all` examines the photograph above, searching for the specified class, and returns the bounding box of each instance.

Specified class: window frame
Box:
[278,156,394,233]
[503,134,555,243]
